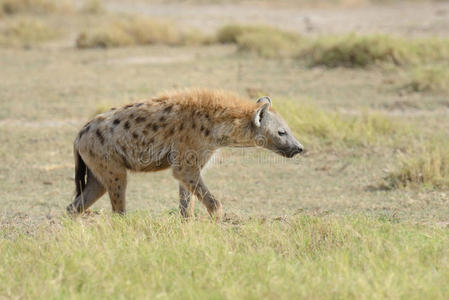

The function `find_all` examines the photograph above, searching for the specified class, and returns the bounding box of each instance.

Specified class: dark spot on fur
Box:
[113,119,120,125]
[168,127,174,136]
[192,122,196,129]
[178,166,182,171]
[117,185,121,190]
[205,129,210,136]
[205,113,209,120]
[115,177,119,182]
[120,153,131,169]
[142,130,148,135]
[149,137,154,144]
[130,113,134,119]
[159,116,165,122]
[179,123,184,131]
[189,180,195,184]
[152,124,159,131]
[163,105,173,113]
[135,103,143,107]
[133,132,138,139]
[135,116,146,123]
[96,129,105,145]
[145,122,153,129]
[89,149,95,157]
[124,121,130,130]
[200,125,204,132]
[110,107,116,111]
[115,193,120,198]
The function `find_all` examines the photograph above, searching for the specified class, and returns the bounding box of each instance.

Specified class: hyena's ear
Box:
[253,102,270,127]
[256,96,272,106]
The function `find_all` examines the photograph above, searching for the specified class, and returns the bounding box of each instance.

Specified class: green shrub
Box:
[404,65,449,94]
[0,17,58,46]
[76,17,210,48]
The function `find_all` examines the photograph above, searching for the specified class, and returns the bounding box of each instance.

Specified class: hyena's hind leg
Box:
[179,184,195,218]
[67,169,106,214]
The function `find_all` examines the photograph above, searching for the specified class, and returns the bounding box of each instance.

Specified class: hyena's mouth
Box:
[276,147,303,158]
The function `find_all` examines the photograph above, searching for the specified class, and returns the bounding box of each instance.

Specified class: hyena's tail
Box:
[74,147,87,198]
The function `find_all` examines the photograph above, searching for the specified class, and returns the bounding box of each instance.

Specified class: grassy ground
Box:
[0,1,448,298]
[1,214,448,299]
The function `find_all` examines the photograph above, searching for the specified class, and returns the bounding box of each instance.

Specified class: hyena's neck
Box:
[211,114,256,148]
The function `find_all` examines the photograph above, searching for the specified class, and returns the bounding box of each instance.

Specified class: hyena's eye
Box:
[278,129,287,136]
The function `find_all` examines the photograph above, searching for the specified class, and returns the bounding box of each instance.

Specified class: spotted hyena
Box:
[67,89,303,220]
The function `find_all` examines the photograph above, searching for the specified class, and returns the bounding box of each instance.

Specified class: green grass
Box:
[404,65,449,94]
[1,213,448,299]
[76,16,210,48]
[276,100,406,148]
[0,17,59,47]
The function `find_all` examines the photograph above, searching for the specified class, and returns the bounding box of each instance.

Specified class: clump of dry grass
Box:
[76,17,210,48]
[301,35,449,68]
[403,65,449,94]
[217,24,302,58]
[80,0,105,14]
[0,17,58,47]
[384,140,449,189]
[301,34,414,68]
[0,0,72,15]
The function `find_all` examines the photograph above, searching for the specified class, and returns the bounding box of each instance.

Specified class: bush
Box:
[0,18,58,46]
[404,65,449,94]
[0,0,72,15]
[385,140,449,189]
[76,17,210,48]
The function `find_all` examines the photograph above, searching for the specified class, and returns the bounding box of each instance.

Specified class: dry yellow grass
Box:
[76,17,210,48]
[0,17,58,46]
[0,0,72,15]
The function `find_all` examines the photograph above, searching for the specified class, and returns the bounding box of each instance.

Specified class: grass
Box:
[1,213,448,299]
[76,16,210,48]
[217,24,302,58]
[0,17,58,47]
[385,139,449,189]
[80,0,105,15]
[301,35,449,68]
[404,65,449,94]
[0,0,72,15]
[276,100,405,148]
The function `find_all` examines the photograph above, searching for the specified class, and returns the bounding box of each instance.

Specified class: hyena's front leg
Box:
[173,168,222,221]
[179,184,195,218]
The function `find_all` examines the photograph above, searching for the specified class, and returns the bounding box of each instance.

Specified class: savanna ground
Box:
[0,0,449,298]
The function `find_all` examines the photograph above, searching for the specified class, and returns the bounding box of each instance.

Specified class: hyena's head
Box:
[252,96,304,158]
